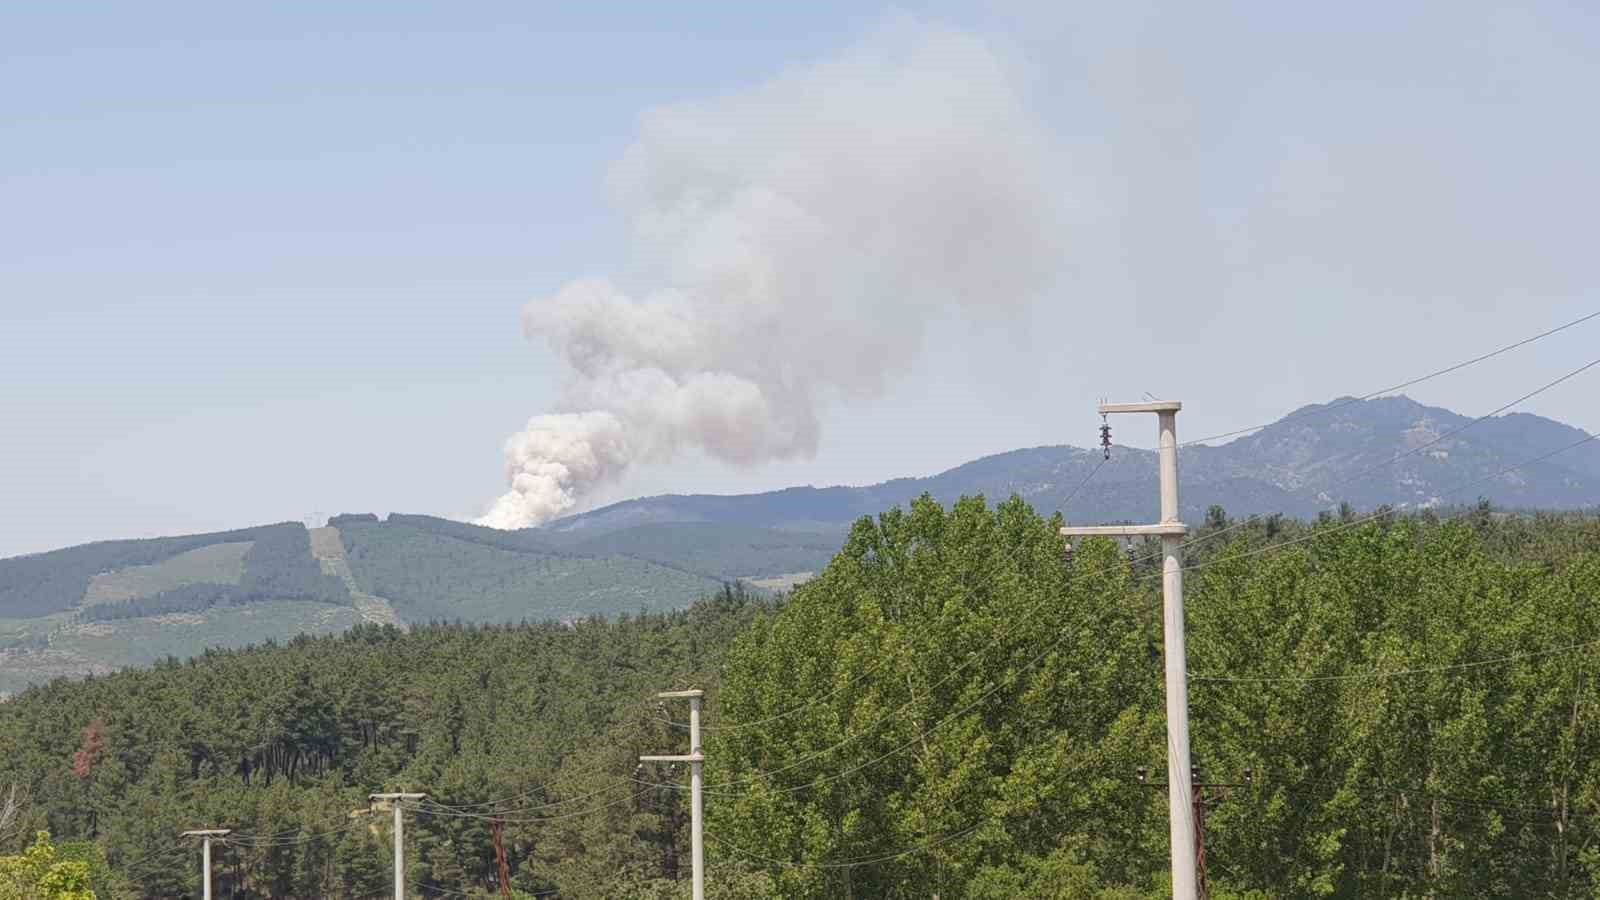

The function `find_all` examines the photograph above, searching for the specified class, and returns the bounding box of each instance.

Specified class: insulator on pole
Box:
[1100,417,1113,460]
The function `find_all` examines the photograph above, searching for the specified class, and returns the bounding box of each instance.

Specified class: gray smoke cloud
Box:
[478,24,1063,529]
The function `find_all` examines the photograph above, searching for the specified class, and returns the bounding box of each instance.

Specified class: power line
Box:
[670,324,1598,740]
[1061,455,1108,510]
[662,520,1103,736]
[642,534,1165,795]
[409,787,656,825]
[1180,309,1600,447]
[1174,353,1600,559]
[1316,355,1600,497]
[415,778,637,817]
[1278,775,1581,821]
[162,333,1600,883]
[650,430,1600,800]
[226,816,368,848]
[1155,430,1600,585]
[225,804,368,842]
[671,434,1600,800]
[656,555,1122,792]
[707,821,987,870]
[1191,637,1600,683]
[629,434,1600,842]
[643,594,1120,799]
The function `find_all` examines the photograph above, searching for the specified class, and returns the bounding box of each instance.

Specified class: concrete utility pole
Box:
[1061,400,1196,900]
[180,829,230,900]
[370,792,426,900]
[641,689,705,900]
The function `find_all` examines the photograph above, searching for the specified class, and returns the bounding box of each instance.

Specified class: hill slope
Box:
[0,514,818,692]
[553,395,1600,533]
[2,395,1595,691]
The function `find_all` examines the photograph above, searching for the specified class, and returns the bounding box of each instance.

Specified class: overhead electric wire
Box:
[1157,430,1600,585]
[637,469,1599,825]
[1180,309,1600,448]
[643,422,1600,796]
[660,430,1600,802]
[109,841,187,877]
[224,804,367,843]
[134,438,1600,890]
[419,878,559,898]
[1169,353,1600,560]
[222,792,399,844]
[640,327,1600,822]
[1315,355,1599,496]
[225,815,369,848]
[666,314,1598,738]
[706,768,1399,873]
[700,763,1130,871]
[409,786,656,825]
[108,313,1600,893]
[657,519,1112,738]
[1275,780,1578,834]
[708,821,988,870]
[407,696,684,816]
[1060,456,1108,511]
[1279,774,1583,821]
[654,548,1130,790]
[641,588,1141,799]
[640,511,1178,793]
[416,778,637,817]
[1191,636,1600,684]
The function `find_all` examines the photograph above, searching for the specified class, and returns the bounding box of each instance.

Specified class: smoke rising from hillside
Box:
[477,25,1063,529]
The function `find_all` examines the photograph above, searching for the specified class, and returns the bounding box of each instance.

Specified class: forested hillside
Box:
[0,514,828,694]
[2,497,1598,897]
[551,395,1600,534]
[0,524,346,621]
[332,515,727,623]
[5,396,1594,696]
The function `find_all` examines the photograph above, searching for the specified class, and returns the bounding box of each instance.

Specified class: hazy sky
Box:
[4,1,1598,557]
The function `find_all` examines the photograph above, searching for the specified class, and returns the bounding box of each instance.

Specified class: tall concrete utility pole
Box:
[370,792,426,900]
[1061,400,1196,900]
[641,689,705,900]
[180,829,230,900]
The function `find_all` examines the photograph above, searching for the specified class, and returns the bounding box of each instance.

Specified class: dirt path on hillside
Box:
[309,527,406,630]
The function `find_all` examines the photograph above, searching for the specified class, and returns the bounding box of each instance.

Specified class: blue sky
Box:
[3,2,1598,556]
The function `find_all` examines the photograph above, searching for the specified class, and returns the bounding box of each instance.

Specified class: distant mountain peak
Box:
[549,395,1599,533]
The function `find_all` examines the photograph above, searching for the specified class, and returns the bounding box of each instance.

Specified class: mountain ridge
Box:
[3,395,1597,692]
[550,394,1599,534]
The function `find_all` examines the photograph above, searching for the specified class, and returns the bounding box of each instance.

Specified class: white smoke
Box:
[477,24,1064,529]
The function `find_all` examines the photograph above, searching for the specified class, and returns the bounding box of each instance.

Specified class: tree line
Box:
[0,497,1597,897]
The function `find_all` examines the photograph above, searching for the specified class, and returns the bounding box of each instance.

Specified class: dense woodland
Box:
[1,497,1599,897]
[333,517,723,623]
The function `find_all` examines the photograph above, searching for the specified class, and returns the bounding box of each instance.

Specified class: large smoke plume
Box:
[478,25,1063,529]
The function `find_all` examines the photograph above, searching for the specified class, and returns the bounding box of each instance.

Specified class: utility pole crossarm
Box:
[1067,398,1197,900]
[642,688,706,900]
[1099,400,1182,414]
[369,793,426,900]
[183,829,231,900]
